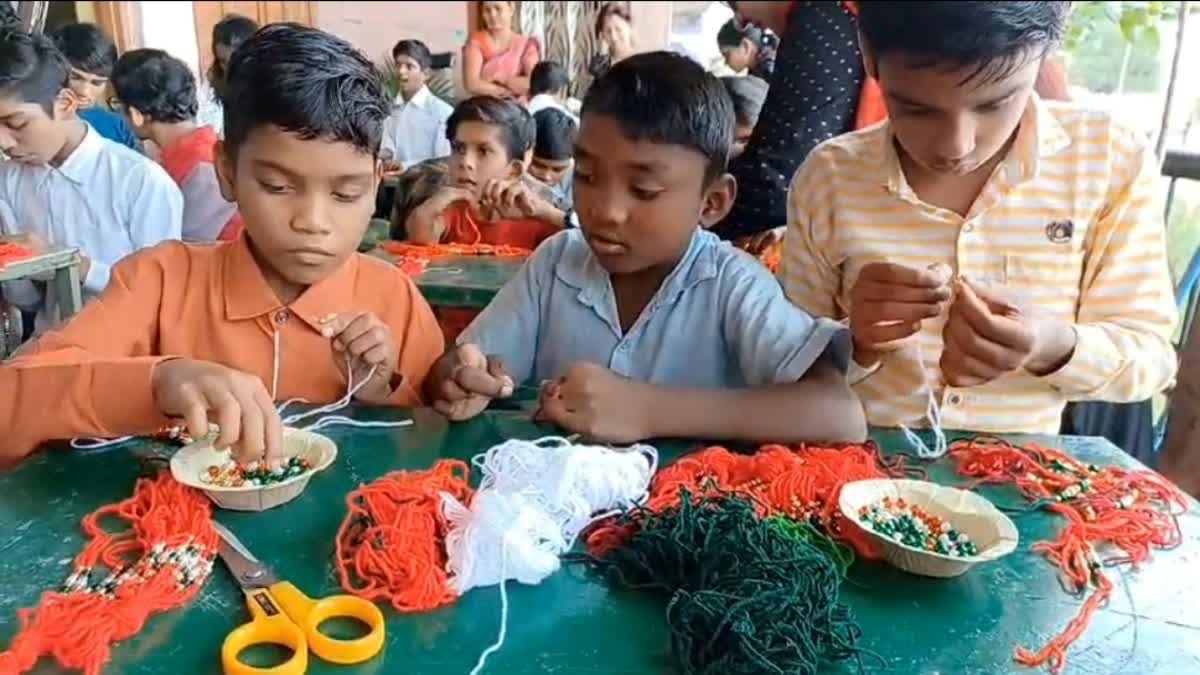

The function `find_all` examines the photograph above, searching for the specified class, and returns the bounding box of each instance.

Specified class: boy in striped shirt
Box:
[781,1,1177,435]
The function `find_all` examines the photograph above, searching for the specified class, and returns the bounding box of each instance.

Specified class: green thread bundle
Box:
[586,493,863,675]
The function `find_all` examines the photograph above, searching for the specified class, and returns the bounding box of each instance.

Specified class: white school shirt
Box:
[0,125,183,328]
[380,86,453,166]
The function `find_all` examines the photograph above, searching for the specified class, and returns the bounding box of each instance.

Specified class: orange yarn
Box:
[949,437,1186,674]
[379,240,531,260]
[0,473,217,675]
[334,460,474,612]
[0,243,35,269]
[587,443,902,559]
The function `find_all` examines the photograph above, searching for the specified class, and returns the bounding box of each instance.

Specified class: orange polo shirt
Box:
[0,237,444,462]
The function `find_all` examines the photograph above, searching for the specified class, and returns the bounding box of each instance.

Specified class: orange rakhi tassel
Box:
[0,473,218,675]
[334,460,474,612]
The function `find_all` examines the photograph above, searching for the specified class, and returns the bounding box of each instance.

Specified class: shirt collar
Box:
[395,86,432,109]
[554,228,720,322]
[56,124,104,185]
[222,235,361,331]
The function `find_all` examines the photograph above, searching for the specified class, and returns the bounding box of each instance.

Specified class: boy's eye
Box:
[259,181,290,194]
[333,191,364,202]
[631,186,663,201]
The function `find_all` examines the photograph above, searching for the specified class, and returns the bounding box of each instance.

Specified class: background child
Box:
[721,75,768,159]
[0,29,182,333]
[529,108,577,212]
[380,39,453,172]
[427,51,865,445]
[527,61,576,122]
[781,1,1177,436]
[406,95,566,249]
[112,48,242,242]
[197,13,258,136]
[0,24,443,465]
[48,23,139,150]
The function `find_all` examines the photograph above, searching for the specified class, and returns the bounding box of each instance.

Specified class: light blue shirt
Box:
[460,228,850,388]
[380,86,453,166]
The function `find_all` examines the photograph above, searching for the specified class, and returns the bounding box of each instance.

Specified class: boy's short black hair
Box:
[856,1,1070,84]
[392,39,432,71]
[112,49,198,124]
[212,13,259,50]
[582,50,733,184]
[222,23,390,157]
[446,95,534,161]
[722,75,768,128]
[530,61,569,97]
[49,23,117,78]
[533,108,577,162]
[0,29,68,114]
[717,19,762,50]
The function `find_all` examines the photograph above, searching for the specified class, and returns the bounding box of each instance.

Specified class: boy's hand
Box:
[940,278,1076,387]
[535,362,651,444]
[319,312,400,404]
[849,262,953,366]
[431,343,515,421]
[429,185,478,213]
[480,179,557,223]
[152,358,284,467]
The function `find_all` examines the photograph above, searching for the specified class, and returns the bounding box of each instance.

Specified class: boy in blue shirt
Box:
[427,51,865,444]
[49,23,139,151]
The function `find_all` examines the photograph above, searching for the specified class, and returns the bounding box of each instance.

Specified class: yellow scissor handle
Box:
[222,587,309,675]
[268,581,386,665]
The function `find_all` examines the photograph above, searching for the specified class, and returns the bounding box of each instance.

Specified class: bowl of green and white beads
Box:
[839,479,1019,578]
[170,427,338,512]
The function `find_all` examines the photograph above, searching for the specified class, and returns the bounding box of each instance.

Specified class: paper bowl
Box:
[839,479,1019,578]
[170,427,337,512]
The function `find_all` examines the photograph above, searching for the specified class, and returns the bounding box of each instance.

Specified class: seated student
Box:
[721,75,768,160]
[529,108,577,208]
[426,51,866,445]
[111,48,243,242]
[48,23,139,151]
[526,61,576,123]
[0,24,443,465]
[781,1,1178,436]
[380,39,453,172]
[0,29,182,333]
[406,96,566,250]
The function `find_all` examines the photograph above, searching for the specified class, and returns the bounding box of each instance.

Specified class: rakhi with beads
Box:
[0,472,218,675]
[949,437,1188,674]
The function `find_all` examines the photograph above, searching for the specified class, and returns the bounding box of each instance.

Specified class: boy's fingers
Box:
[232,388,265,465]
[211,390,243,452]
[858,300,943,325]
[357,343,390,367]
[344,326,387,360]
[855,279,951,304]
[255,387,285,469]
[453,365,508,397]
[861,262,946,289]
[860,320,921,346]
[486,357,515,396]
[954,281,1030,349]
[179,389,210,444]
[439,377,471,402]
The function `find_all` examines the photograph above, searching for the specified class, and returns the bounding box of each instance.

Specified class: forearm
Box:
[506,75,531,97]
[405,203,444,243]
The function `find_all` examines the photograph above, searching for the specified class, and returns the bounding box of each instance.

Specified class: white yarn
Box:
[444,436,657,673]
[899,341,949,459]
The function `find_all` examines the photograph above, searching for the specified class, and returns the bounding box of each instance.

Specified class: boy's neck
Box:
[149,120,200,151]
[400,85,424,102]
[49,120,89,168]
[246,237,307,306]
[608,239,692,334]
[896,133,1017,218]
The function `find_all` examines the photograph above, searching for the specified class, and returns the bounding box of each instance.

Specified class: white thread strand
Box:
[70,436,135,451]
[900,342,949,459]
[468,545,509,675]
[271,328,281,400]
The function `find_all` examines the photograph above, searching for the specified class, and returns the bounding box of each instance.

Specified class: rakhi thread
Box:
[379,240,531,260]
[0,473,217,675]
[0,242,35,269]
[949,437,1187,674]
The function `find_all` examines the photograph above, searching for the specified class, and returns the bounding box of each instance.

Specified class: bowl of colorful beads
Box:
[839,479,1019,578]
[169,427,338,512]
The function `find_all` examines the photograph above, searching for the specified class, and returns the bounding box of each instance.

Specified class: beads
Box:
[858,497,978,558]
[200,456,312,488]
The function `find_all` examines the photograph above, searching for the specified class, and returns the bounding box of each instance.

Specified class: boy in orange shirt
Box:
[0,24,443,466]
[406,96,567,250]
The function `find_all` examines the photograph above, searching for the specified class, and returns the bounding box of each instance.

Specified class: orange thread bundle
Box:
[0,243,35,269]
[0,473,217,675]
[587,443,899,559]
[949,437,1187,674]
[379,240,531,260]
[334,459,474,612]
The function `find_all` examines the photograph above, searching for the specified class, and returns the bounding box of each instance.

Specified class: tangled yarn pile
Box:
[0,473,218,675]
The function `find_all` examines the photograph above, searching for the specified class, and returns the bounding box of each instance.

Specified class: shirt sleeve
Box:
[86,166,184,293]
[780,147,847,321]
[457,234,563,385]
[179,165,238,242]
[0,249,171,462]
[713,1,865,240]
[1040,141,1179,402]
[722,251,851,387]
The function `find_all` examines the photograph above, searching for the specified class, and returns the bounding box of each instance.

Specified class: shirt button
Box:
[962,223,975,233]
[274,310,289,326]
[948,393,964,406]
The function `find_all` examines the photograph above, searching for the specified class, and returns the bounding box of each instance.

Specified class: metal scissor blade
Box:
[213,522,279,590]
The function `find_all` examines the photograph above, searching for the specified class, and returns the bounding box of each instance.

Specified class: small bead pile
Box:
[200,456,312,487]
[857,497,978,557]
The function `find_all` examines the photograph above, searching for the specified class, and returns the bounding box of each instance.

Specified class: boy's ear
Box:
[52,88,80,121]
[214,140,237,202]
[698,173,737,229]
[128,106,146,129]
[507,150,530,179]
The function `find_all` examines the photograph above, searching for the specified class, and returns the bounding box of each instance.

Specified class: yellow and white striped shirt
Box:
[781,96,1178,435]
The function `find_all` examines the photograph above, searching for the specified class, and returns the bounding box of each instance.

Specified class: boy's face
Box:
[721,42,754,73]
[573,113,734,276]
[67,67,107,108]
[0,91,75,165]
[529,155,571,186]
[215,126,380,291]
[867,49,1040,177]
[394,55,427,98]
[448,120,522,192]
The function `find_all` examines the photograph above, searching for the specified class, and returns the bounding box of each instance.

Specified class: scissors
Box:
[214,522,385,675]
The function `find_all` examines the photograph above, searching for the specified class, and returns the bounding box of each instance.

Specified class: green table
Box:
[371,246,524,309]
[2,411,1198,674]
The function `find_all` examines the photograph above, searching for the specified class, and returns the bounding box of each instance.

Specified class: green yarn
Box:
[764,515,856,576]
[587,493,863,675]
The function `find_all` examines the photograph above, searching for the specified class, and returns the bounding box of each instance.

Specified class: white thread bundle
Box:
[442,437,657,675]
[899,335,949,459]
